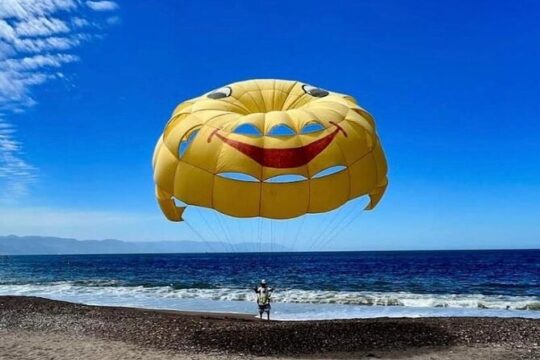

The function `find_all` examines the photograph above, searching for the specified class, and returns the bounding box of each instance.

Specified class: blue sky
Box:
[0,1,539,250]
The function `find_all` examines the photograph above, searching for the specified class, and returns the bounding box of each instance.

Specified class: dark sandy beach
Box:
[0,296,539,359]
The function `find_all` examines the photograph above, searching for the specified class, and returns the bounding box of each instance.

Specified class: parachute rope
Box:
[195,208,225,251]
[270,220,274,252]
[212,211,236,252]
[319,199,366,250]
[184,220,216,253]
[293,215,307,251]
[258,217,263,253]
[309,205,347,251]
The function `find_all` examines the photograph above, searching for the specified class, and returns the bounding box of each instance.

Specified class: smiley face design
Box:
[153,79,388,221]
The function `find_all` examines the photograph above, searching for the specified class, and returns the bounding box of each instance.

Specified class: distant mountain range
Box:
[0,235,290,255]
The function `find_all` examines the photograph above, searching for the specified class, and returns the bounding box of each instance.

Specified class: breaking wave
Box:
[0,282,538,311]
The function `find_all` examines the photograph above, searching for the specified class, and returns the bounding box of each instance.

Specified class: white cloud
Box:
[0,0,119,202]
[15,16,70,37]
[0,41,15,59]
[86,1,119,12]
[0,53,79,72]
[71,17,90,28]
[0,19,16,42]
[0,119,36,201]
[106,16,121,25]
[14,35,81,52]
[0,0,77,20]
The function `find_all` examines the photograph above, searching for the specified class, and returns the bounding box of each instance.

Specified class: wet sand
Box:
[1,296,539,359]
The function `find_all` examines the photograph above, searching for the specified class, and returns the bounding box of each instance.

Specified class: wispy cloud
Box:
[0,0,119,202]
[0,1,77,20]
[0,118,35,200]
[14,16,70,37]
[86,1,119,12]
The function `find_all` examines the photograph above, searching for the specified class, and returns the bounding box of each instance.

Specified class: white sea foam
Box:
[1,282,539,312]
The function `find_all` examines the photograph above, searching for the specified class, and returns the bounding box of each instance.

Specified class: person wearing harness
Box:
[254,279,273,320]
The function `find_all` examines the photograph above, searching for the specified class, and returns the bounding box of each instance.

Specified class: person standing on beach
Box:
[254,279,273,320]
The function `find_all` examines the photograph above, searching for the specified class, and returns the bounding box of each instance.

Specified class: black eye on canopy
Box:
[302,84,329,98]
[207,86,232,99]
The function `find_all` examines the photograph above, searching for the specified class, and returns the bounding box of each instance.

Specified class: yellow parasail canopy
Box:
[153,79,388,221]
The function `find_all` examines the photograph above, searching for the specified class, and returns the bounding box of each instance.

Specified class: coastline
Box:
[1,296,539,359]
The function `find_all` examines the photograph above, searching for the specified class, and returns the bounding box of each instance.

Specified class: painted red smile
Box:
[208,122,347,168]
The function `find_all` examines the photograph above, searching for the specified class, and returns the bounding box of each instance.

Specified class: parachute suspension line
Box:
[247,219,253,251]
[293,215,307,251]
[321,213,357,250]
[268,220,272,252]
[249,218,255,253]
[285,220,290,249]
[204,209,228,252]
[279,219,286,251]
[247,217,254,252]
[320,200,364,250]
[265,220,268,253]
[310,208,338,250]
[307,211,334,251]
[309,205,347,251]
[196,208,225,251]
[184,219,216,253]
[254,217,257,253]
[317,214,351,251]
[224,216,238,253]
[314,204,349,250]
[270,220,274,252]
[254,219,259,251]
[284,221,287,251]
[227,217,239,253]
[258,219,262,253]
[225,218,238,252]
[273,220,278,251]
[273,220,277,252]
[213,211,236,253]
[283,219,289,250]
[225,216,240,253]
[248,218,255,250]
[283,220,287,250]
[258,217,262,253]
[274,220,278,251]
[266,219,270,252]
[280,219,286,249]
[283,220,288,251]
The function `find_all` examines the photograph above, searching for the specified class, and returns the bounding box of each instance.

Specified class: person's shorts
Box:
[258,304,271,313]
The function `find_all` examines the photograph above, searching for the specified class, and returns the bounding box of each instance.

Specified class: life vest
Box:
[257,287,271,305]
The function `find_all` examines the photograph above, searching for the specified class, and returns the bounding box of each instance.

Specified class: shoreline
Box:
[25,297,540,321]
[1,296,539,359]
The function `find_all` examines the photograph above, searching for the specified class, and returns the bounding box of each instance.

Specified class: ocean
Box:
[0,250,538,320]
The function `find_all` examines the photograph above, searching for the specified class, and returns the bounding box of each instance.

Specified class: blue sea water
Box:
[0,250,539,320]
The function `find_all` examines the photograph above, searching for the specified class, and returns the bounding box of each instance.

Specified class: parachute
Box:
[152,79,388,250]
